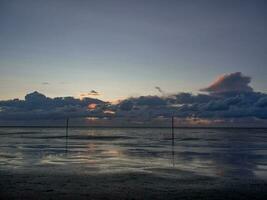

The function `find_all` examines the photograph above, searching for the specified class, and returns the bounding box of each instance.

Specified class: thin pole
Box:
[65,117,69,152]
[66,117,69,138]
[171,116,175,167]
[171,116,174,144]
[171,140,175,167]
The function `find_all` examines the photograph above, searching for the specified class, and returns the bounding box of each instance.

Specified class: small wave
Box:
[0,154,16,159]
[21,135,133,141]
[0,131,39,136]
[178,138,219,142]
[179,138,201,141]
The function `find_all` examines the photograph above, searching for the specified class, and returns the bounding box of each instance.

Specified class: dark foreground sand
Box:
[1,169,267,200]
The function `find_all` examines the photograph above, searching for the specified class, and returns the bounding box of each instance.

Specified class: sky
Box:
[0,0,267,126]
[0,0,266,101]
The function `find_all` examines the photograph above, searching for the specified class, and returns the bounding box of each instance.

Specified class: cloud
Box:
[0,91,106,120]
[255,97,267,108]
[174,92,216,104]
[89,90,100,96]
[111,73,267,122]
[80,90,100,98]
[25,91,47,103]
[1,72,267,126]
[200,72,253,95]
[132,96,167,106]
[119,100,133,111]
[155,86,164,94]
[42,82,50,85]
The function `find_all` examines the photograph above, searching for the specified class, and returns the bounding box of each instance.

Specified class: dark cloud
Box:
[132,96,167,106]
[202,100,229,111]
[42,82,50,85]
[119,100,133,111]
[111,72,267,122]
[25,91,47,103]
[255,97,267,107]
[1,90,267,123]
[155,86,164,94]
[0,91,105,120]
[200,72,253,95]
[1,73,267,126]
[80,90,100,98]
[174,92,216,104]
[89,90,100,96]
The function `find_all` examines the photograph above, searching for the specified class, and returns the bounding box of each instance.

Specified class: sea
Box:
[0,127,267,180]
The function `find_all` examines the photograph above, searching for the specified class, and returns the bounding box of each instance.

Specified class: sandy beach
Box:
[1,169,267,200]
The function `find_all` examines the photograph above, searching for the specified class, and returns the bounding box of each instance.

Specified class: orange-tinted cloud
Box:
[88,103,97,110]
[200,72,253,94]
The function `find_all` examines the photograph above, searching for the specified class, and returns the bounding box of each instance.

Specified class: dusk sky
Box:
[1,0,267,126]
[1,0,266,101]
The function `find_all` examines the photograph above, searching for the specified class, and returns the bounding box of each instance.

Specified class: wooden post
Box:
[172,116,174,144]
[66,117,69,138]
[171,116,175,167]
[65,117,69,153]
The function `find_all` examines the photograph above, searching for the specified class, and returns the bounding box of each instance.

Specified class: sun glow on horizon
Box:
[88,103,97,110]
[103,110,116,115]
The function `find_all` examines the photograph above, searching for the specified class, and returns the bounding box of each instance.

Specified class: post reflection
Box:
[171,142,175,167]
[168,129,267,179]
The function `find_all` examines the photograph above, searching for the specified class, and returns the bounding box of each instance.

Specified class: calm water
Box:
[0,127,267,180]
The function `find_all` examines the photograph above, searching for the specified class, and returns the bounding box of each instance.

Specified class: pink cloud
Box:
[200,72,253,94]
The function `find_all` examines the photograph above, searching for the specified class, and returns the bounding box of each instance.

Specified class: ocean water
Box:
[0,127,267,180]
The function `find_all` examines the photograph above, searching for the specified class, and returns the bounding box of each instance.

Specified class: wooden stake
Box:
[66,117,69,138]
[65,117,69,153]
[172,116,174,143]
[171,116,175,167]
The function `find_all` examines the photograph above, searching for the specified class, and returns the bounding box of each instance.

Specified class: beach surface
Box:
[1,169,267,200]
[1,127,267,199]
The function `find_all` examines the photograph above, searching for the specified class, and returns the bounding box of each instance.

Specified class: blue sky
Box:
[0,0,266,101]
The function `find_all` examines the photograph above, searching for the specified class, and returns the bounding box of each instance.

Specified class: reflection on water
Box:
[0,127,267,180]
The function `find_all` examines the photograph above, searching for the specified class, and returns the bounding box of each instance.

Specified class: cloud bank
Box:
[0,91,105,120]
[1,72,267,126]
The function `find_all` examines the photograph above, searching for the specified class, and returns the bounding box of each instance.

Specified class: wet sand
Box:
[1,169,267,200]
[1,127,267,199]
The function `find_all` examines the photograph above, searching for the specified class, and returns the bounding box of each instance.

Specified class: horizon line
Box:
[0,125,267,129]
